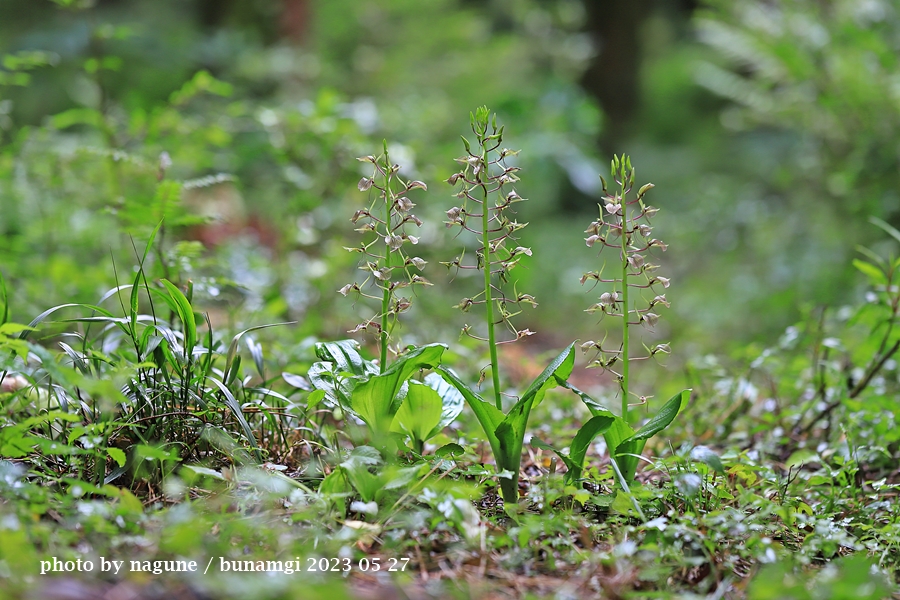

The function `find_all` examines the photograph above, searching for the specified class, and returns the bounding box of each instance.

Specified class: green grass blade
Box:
[0,271,8,327]
[224,321,295,382]
[160,279,197,357]
[206,376,261,461]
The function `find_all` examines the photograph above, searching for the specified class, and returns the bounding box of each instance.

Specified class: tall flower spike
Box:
[581,155,671,423]
[446,107,537,409]
[341,142,428,372]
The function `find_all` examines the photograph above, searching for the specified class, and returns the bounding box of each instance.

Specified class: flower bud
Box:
[638,183,655,196]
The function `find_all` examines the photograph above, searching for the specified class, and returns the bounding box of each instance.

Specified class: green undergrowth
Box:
[2,207,900,598]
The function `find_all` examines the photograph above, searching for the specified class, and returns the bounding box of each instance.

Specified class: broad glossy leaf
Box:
[566,415,615,483]
[435,366,505,460]
[424,371,464,436]
[390,381,443,444]
[314,339,376,377]
[350,344,445,434]
[613,390,690,483]
[494,343,575,501]
[623,390,689,444]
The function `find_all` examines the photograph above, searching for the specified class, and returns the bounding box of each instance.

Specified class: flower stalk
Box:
[444,107,535,408]
[582,155,671,424]
[341,141,430,372]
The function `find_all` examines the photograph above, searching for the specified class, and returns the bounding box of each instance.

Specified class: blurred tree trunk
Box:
[580,0,649,159]
[280,0,311,44]
[562,0,696,212]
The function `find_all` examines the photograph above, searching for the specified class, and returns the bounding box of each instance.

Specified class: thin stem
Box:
[480,147,502,409]
[620,185,630,422]
[379,153,391,373]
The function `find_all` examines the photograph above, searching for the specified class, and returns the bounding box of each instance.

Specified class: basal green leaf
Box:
[390,381,443,445]
[612,390,690,484]
[423,371,464,437]
[625,390,689,444]
[315,339,376,377]
[435,366,505,454]
[566,415,615,483]
[350,344,445,434]
[494,344,575,501]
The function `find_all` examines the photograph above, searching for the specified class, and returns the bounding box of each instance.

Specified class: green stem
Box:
[620,182,630,423]
[480,146,502,409]
[380,153,392,374]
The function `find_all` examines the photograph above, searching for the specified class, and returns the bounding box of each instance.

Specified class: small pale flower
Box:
[385,235,403,251]
[641,312,659,328]
[408,257,427,270]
